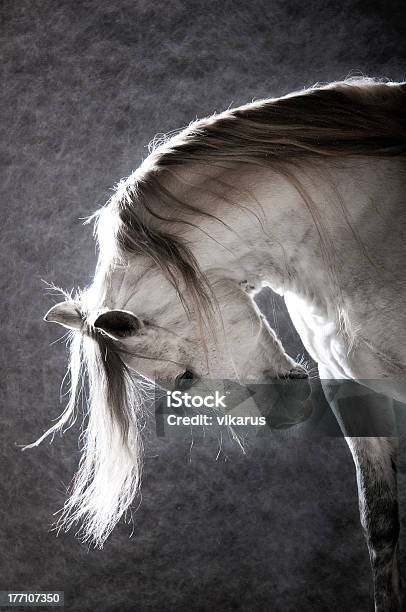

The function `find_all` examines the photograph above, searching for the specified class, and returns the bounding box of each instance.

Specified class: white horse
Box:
[36,78,406,610]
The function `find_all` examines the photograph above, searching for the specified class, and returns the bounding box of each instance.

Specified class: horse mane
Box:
[100,77,406,332]
[144,77,406,167]
[37,78,406,547]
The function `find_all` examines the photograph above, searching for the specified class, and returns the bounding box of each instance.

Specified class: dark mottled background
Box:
[1,1,406,610]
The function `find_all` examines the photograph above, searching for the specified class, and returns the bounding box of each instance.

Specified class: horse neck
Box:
[170,162,328,297]
[172,158,405,300]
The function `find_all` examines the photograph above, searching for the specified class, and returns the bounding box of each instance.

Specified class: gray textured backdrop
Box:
[2,1,406,611]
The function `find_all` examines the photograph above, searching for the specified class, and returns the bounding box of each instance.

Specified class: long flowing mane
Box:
[34,78,406,547]
[106,77,406,330]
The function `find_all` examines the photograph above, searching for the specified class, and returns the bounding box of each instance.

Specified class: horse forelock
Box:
[34,281,149,546]
[59,320,149,546]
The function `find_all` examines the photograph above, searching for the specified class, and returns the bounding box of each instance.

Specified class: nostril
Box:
[175,370,196,391]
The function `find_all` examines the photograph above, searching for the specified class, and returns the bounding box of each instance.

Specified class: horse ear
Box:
[44,301,82,331]
[93,310,142,340]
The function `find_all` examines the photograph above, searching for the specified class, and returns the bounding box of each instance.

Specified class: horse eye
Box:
[175,370,196,391]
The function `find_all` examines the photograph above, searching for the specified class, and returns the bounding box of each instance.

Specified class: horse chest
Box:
[284,291,351,378]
